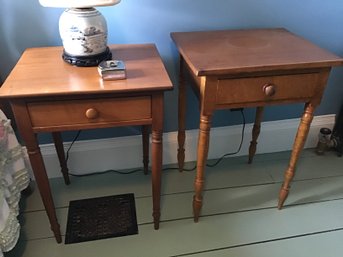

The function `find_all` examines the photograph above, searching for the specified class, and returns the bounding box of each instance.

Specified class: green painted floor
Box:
[5,149,343,257]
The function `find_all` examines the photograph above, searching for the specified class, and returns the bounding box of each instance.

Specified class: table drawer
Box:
[216,73,320,105]
[27,96,151,129]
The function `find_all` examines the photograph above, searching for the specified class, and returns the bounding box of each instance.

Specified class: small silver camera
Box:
[98,60,126,80]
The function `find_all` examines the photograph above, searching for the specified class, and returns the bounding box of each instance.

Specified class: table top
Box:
[171,28,343,76]
[0,44,173,98]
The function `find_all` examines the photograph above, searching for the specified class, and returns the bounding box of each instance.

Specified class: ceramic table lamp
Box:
[39,0,121,66]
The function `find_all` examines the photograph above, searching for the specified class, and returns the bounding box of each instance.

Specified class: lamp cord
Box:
[65,130,81,164]
[66,109,246,177]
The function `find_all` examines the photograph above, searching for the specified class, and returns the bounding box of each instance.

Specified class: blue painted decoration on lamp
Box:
[38,0,121,66]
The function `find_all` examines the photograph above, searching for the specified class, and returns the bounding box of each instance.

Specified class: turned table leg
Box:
[28,145,62,242]
[151,94,163,229]
[193,114,212,222]
[12,101,62,243]
[248,106,264,164]
[52,132,70,185]
[178,56,186,172]
[278,103,315,209]
[142,125,150,175]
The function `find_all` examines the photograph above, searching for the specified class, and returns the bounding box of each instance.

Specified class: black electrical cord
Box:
[69,167,142,177]
[65,130,81,163]
[163,108,246,172]
[66,109,246,177]
[207,109,246,167]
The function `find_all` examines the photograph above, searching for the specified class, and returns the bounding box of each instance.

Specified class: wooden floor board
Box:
[19,175,343,247]
[5,149,343,257]
[7,199,343,257]
[176,229,343,257]
[269,150,343,182]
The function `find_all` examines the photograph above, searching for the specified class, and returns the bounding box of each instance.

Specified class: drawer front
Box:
[27,96,151,129]
[216,73,320,105]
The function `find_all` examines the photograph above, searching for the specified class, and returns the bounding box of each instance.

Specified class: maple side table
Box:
[171,28,343,222]
[0,44,173,243]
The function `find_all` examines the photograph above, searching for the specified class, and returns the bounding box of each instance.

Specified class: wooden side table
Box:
[171,28,343,222]
[0,44,173,243]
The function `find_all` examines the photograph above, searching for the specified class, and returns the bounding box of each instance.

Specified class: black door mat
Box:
[65,193,138,244]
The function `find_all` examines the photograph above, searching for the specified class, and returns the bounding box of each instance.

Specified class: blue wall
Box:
[1,0,343,143]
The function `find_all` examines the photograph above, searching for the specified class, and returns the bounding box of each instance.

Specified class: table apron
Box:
[215,72,321,106]
[26,96,153,132]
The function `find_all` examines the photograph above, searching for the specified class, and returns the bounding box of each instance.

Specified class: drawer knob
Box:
[85,108,99,119]
[263,83,276,97]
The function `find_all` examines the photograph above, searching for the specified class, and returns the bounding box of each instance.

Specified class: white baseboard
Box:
[36,114,335,178]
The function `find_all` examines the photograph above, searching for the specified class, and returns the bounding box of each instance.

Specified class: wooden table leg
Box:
[142,125,150,175]
[193,114,212,222]
[278,103,315,209]
[28,145,62,242]
[151,94,163,229]
[178,55,186,172]
[52,132,70,185]
[248,106,264,164]
[11,101,62,243]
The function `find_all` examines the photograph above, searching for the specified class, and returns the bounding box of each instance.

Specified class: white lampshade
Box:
[39,0,121,8]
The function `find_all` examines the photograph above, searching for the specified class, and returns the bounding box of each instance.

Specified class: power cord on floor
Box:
[66,109,246,177]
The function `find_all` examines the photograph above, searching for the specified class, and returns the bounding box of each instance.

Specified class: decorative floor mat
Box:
[65,193,138,244]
